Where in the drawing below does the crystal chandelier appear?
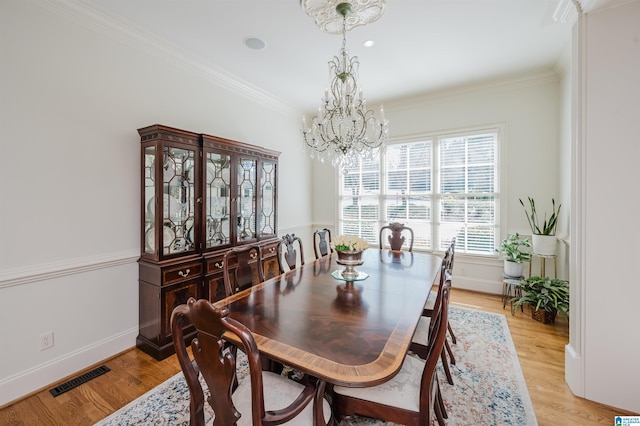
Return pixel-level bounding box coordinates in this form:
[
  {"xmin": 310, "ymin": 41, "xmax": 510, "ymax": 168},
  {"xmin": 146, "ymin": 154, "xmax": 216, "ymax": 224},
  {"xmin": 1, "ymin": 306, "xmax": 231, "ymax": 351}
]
[{"xmin": 301, "ymin": 2, "xmax": 389, "ymax": 170}]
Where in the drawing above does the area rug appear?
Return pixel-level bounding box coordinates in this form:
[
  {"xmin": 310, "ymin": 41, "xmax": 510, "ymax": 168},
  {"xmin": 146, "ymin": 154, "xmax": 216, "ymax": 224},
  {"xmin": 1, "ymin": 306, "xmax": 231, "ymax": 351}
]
[{"xmin": 95, "ymin": 306, "xmax": 537, "ymax": 425}]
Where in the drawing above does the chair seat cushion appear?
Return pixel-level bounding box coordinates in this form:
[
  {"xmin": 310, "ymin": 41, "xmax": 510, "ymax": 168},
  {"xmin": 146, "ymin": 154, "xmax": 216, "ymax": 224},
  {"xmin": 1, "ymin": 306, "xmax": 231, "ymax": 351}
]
[
  {"xmin": 233, "ymin": 371, "xmax": 332, "ymax": 425},
  {"xmin": 410, "ymin": 316, "xmax": 431, "ymax": 346},
  {"xmin": 333, "ymin": 354, "xmax": 425, "ymax": 413},
  {"xmin": 423, "ymin": 289, "xmax": 437, "ymax": 311}
]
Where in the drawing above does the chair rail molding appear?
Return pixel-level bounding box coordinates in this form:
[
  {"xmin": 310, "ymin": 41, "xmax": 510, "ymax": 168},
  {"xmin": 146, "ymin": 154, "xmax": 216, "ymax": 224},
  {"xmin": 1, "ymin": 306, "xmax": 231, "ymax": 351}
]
[{"xmin": 0, "ymin": 250, "xmax": 139, "ymax": 289}]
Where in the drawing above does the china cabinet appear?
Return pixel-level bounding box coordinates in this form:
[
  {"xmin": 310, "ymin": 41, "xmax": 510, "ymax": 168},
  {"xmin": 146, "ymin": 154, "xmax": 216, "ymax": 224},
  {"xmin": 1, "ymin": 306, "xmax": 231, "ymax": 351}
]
[{"xmin": 137, "ymin": 124, "xmax": 280, "ymax": 359}]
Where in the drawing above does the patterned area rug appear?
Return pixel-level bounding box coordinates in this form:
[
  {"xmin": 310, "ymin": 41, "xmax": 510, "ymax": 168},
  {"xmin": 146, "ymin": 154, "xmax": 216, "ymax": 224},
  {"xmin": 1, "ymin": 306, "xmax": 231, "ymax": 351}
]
[{"xmin": 95, "ymin": 306, "xmax": 537, "ymax": 425}]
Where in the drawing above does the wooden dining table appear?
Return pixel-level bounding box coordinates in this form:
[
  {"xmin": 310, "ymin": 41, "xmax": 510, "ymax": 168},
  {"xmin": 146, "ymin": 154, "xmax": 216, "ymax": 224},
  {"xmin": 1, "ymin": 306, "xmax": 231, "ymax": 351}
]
[{"xmin": 213, "ymin": 249, "xmax": 442, "ymax": 388}]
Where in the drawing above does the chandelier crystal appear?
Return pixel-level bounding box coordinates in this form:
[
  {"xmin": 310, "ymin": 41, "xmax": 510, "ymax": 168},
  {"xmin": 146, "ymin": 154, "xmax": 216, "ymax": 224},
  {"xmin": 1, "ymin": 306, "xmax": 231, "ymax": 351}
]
[{"xmin": 301, "ymin": 2, "xmax": 389, "ymax": 170}]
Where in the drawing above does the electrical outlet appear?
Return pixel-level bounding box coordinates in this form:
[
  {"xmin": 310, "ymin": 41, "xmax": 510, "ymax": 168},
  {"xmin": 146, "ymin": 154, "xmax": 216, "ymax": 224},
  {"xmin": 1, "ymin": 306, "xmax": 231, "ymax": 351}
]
[{"xmin": 40, "ymin": 331, "xmax": 54, "ymax": 351}]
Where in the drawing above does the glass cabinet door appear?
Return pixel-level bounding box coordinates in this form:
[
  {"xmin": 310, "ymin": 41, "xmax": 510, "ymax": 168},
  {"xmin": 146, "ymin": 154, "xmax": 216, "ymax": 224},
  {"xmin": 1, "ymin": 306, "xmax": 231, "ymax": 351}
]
[
  {"xmin": 143, "ymin": 146, "xmax": 156, "ymax": 255},
  {"xmin": 204, "ymin": 151, "xmax": 231, "ymax": 248},
  {"xmin": 259, "ymin": 161, "xmax": 277, "ymax": 237},
  {"xmin": 154, "ymin": 146, "xmax": 196, "ymax": 255},
  {"xmin": 237, "ymin": 158, "xmax": 257, "ymax": 241}
]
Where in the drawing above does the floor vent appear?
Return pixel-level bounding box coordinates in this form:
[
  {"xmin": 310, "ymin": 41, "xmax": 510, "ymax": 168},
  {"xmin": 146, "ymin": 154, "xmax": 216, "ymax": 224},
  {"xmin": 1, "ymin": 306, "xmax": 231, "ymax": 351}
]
[{"xmin": 49, "ymin": 365, "xmax": 110, "ymax": 397}]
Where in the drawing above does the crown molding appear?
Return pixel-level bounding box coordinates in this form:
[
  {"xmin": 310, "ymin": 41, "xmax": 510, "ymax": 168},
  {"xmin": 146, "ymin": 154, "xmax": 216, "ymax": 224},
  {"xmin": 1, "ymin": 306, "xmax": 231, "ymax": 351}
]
[
  {"xmin": 387, "ymin": 70, "xmax": 561, "ymax": 112},
  {"xmin": 29, "ymin": 0, "xmax": 297, "ymax": 116}
]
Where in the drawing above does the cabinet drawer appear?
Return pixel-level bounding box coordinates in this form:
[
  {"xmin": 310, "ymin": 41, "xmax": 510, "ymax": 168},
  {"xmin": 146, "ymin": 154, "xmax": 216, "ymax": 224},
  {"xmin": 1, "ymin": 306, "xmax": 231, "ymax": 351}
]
[
  {"xmin": 205, "ymin": 254, "xmax": 227, "ymax": 275},
  {"xmin": 261, "ymin": 241, "xmax": 279, "ymax": 259},
  {"xmin": 162, "ymin": 260, "xmax": 203, "ymax": 285}
]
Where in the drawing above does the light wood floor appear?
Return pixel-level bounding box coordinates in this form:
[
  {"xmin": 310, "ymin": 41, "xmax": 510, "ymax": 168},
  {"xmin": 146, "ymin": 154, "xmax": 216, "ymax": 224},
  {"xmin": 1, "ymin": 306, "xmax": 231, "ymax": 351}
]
[{"xmin": 1, "ymin": 290, "xmax": 636, "ymax": 425}]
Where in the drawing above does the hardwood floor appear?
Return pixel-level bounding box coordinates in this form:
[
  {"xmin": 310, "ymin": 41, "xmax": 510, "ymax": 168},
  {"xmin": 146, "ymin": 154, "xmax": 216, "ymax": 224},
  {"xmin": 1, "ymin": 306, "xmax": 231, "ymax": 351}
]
[{"xmin": 1, "ymin": 289, "xmax": 636, "ymax": 425}]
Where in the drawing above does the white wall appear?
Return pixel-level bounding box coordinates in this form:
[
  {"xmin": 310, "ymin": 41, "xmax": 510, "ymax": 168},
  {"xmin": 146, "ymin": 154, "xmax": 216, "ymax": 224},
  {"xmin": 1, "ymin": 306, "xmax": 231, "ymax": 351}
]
[
  {"xmin": 313, "ymin": 73, "xmax": 565, "ymax": 294},
  {"xmin": 568, "ymin": 0, "xmax": 640, "ymax": 412},
  {"xmin": 0, "ymin": 0, "xmax": 312, "ymax": 405}
]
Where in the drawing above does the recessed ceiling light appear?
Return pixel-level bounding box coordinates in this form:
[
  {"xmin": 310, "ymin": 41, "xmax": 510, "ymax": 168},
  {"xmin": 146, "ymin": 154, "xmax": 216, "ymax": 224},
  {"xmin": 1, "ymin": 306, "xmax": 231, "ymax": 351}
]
[
  {"xmin": 243, "ymin": 37, "xmax": 266, "ymax": 51},
  {"xmin": 363, "ymin": 40, "xmax": 375, "ymax": 48}
]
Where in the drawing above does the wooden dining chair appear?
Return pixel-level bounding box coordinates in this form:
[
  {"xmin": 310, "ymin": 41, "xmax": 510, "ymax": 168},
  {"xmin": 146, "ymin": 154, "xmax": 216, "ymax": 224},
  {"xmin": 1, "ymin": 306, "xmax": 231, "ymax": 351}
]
[
  {"xmin": 419, "ymin": 238, "xmax": 457, "ymax": 384},
  {"xmin": 223, "ymin": 244, "xmax": 264, "ymax": 297},
  {"xmin": 277, "ymin": 233, "xmax": 305, "ymax": 274},
  {"xmin": 412, "ymin": 262, "xmax": 455, "ymax": 385},
  {"xmin": 379, "ymin": 222, "xmax": 414, "ymax": 252},
  {"xmin": 313, "ymin": 228, "xmax": 333, "ymax": 259},
  {"xmin": 171, "ymin": 298, "xmax": 334, "ymax": 426},
  {"xmin": 332, "ymin": 280, "xmax": 452, "ymax": 426}
]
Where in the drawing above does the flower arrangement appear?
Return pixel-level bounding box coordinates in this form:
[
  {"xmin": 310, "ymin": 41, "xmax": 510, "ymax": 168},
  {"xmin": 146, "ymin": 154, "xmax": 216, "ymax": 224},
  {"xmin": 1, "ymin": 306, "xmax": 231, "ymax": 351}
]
[{"xmin": 331, "ymin": 235, "xmax": 369, "ymax": 252}]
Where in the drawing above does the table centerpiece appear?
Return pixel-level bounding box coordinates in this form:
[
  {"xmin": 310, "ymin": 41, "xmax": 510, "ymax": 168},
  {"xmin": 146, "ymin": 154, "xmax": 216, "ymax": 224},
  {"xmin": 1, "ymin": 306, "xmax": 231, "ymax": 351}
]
[
  {"xmin": 330, "ymin": 235, "xmax": 369, "ymax": 305},
  {"xmin": 331, "ymin": 235, "xmax": 369, "ymax": 280}
]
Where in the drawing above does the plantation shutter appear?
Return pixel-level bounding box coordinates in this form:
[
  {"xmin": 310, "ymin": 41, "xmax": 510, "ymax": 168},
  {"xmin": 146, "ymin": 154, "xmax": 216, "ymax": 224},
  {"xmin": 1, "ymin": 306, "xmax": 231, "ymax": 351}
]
[
  {"xmin": 338, "ymin": 128, "xmax": 499, "ymax": 255},
  {"xmin": 340, "ymin": 157, "xmax": 380, "ymax": 243},
  {"xmin": 439, "ymin": 133, "xmax": 497, "ymax": 254},
  {"xmin": 384, "ymin": 141, "xmax": 432, "ymax": 250}
]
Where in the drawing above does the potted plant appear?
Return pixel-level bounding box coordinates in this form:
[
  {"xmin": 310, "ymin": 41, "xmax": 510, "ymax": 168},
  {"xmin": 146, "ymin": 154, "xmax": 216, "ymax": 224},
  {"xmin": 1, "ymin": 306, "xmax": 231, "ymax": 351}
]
[
  {"xmin": 497, "ymin": 233, "xmax": 531, "ymax": 277},
  {"xmin": 512, "ymin": 276, "xmax": 569, "ymax": 324},
  {"xmin": 519, "ymin": 197, "xmax": 561, "ymax": 256}
]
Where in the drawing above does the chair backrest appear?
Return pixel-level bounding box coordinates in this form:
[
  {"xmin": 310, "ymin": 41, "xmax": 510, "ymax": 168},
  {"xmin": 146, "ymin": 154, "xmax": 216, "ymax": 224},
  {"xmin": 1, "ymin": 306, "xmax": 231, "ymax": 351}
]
[
  {"xmin": 313, "ymin": 228, "xmax": 333, "ymax": 259},
  {"xmin": 444, "ymin": 237, "xmax": 456, "ymax": 273},
  {"xmin": 419, "ymin": 277, "xmax": 451, "ymax": 420},
  {"xmin": 427, "ymin": 263, "xmax": 449, "ymax": 332},
  {"xmin": 171, "ymin": 298, "xmax": 322, "ymax": 426},
  {"xmin": 276, "ymin": 234, "xmax": 305, "ymax": 274},
  {"xmin": 223, "ymin": 244, "xmax": 264, "ymax": 296},
  {"xmin": 379, "ymin": 222, "xmax": 414, "ymax": 252}
]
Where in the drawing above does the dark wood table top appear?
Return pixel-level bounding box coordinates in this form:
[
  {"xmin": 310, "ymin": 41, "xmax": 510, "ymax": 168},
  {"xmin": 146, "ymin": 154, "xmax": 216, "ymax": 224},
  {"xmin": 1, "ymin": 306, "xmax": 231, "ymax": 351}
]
[{"xmin": 214, "ymin": 249, "xmax": 442, "ymax": 387}]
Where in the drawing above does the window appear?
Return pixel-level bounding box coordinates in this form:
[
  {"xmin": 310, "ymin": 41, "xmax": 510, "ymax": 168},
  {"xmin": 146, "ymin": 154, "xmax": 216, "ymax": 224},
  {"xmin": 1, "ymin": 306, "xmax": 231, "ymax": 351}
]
[{"xmin": 338, "ymin": 129, "xmax": 499, "ymax": 254}]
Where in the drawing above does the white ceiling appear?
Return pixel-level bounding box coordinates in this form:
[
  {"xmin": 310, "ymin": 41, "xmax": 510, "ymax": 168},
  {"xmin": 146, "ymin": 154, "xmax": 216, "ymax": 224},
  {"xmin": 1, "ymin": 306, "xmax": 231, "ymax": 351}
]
[{"xmin": 76, "ymin": 0, "xmax": 614, "ymax": 112}]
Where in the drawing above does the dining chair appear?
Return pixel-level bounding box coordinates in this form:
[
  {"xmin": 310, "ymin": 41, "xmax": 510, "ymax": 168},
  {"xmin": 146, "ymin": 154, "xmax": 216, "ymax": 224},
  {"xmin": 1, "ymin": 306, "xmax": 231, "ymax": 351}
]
[
  {"xmin": 443, "ymin": 238, "xmax": 458, "ymax": 345},
  {"xmin": 332, "ymin": 280, "xmax": 451, "ymax": 426},
  {"xmin": 412, "ymin": 262, "xmax": 455, "ymax": 385},
  {"xmin": 419, "ymin": 238, "xmax": 457, "ymax": 384},
  {"xmin": 313, "ymin": 228, "xmax": 333, "ymax": 259},
  {"xmin": 423, "ymin": 238, "xmax": 456, "ymax": 334},
  {"xmin": 379, "ymin": 222, "xmax": 414, "ymax": 252},
  {"xmin": 223, "ymin": 244, "xmax": 264, "ymax": 297},
  {"xmin": 224, "ymin": 244, "xmax": 288, "ymax": 374},
  {"xmin": 277, "ymin": 233, "xmax": 305, "ymax": 274},
  {"xmin": 171, "ymin": 298, "xmax": 334, "ymax": 426}
]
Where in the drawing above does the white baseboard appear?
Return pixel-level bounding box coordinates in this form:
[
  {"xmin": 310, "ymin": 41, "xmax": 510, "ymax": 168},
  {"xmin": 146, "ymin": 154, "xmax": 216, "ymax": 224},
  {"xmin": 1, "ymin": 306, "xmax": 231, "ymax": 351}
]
[
  {"xmin": 0, "ymin": 328, "xmax": 137, "ymax": 407},
  {"xmin": 453, "ymin": 275, "xmax": 503, "ymax": 295},
  {"xmin": 564, "ymin": 343, "xmax": 584, "ymax": 397}
]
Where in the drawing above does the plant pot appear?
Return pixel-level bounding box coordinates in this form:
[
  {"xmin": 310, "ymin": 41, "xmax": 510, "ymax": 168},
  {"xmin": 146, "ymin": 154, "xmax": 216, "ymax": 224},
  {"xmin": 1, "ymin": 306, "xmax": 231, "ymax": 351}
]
[
  {"xmin": 504, "ymin": 260, "xmax": 524, "ymax": 278},
  {"xmin": 530, "ymin": 306, "xmax": 557, "ymax": 324},
  {"xmin": 532, "ymin": 234, "xmax": 557, "ymax": 256}
]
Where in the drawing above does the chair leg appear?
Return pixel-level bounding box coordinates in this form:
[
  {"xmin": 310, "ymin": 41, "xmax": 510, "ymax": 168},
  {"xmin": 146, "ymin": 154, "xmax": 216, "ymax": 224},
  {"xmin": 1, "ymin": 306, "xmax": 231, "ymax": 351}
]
[
  {"xmin": 448, "ymin": 320, "xmax": 457, "ymax": 344},
  {"xmin": 436, "ymin": 380, "xmax": 448, "ymax": 419},
  {"xmin": 440, "ymin": 348, "xmax": 454, "ymax": 385},
  {"xmin": 445, "ymin": 339, "xmax": 456, "ymax": 365},
  {"xmin": 434, "ymin": 388, "xmax": 446, "ymax": 426},
  {"xmin": 435, "ymin": 404, "xmax": 445, "ymax": 426}
]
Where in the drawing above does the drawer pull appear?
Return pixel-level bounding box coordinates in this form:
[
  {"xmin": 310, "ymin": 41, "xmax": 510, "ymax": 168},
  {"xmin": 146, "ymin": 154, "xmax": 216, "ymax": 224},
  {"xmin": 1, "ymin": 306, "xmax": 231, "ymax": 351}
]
[
  {"xmin": 178, "ymin": 269, "xmax": 190, "ymax": 277},
  {"xmin": 215, "ymin": 261, "xmax": 224, "ymax": 269},
  {"xmin": 250, "ymin": 252, "xmax": 257, "ymax": 260},
  {"xmin": 269, "ymin": 247, "xmax": 275, "ymax": 253}
]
